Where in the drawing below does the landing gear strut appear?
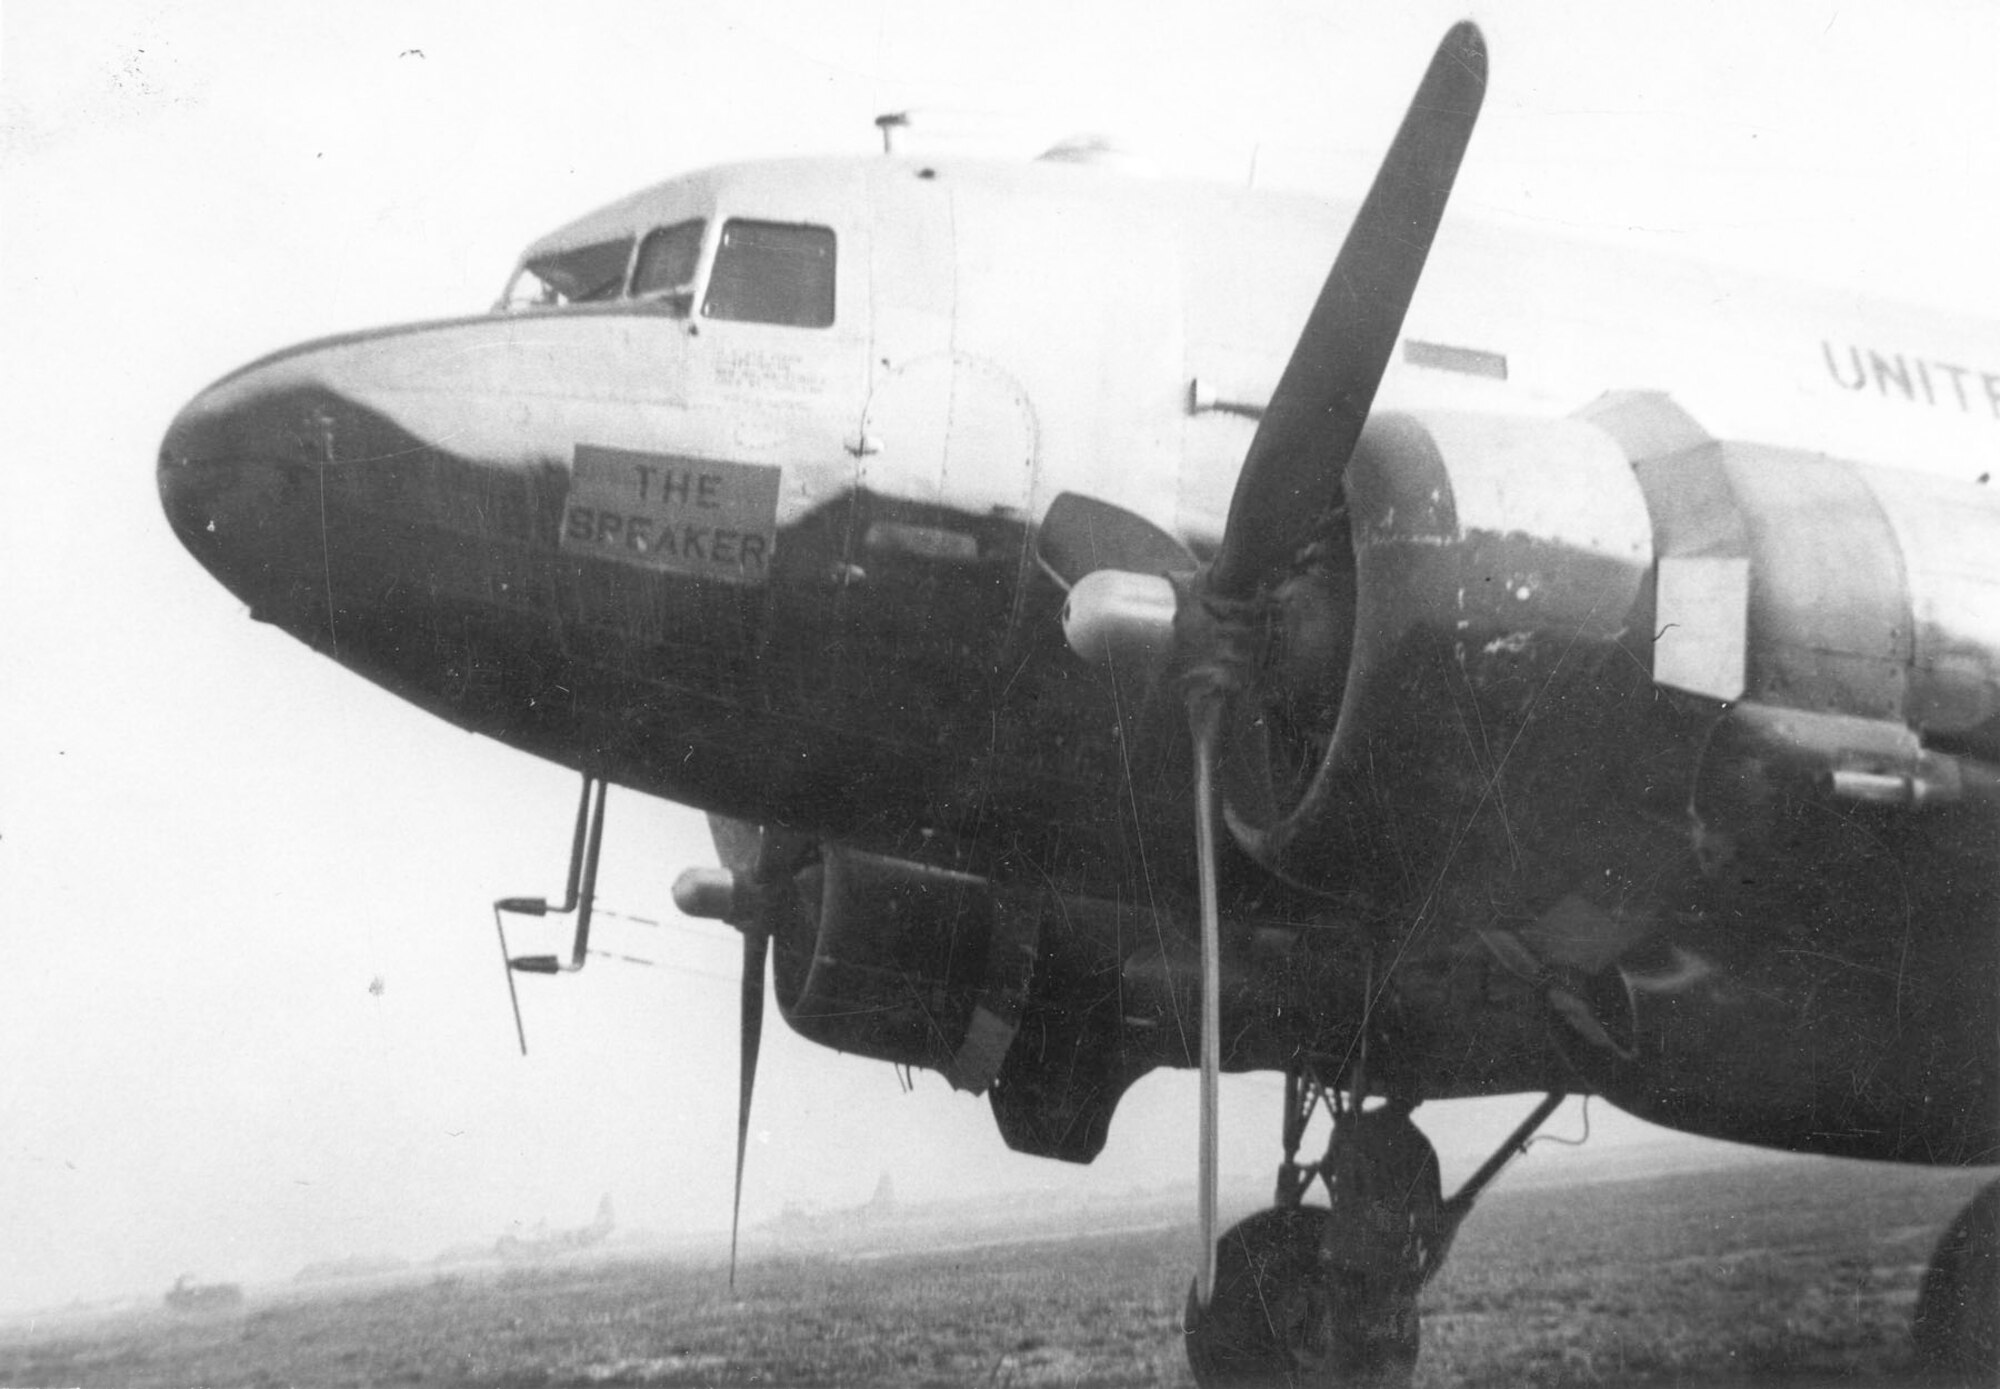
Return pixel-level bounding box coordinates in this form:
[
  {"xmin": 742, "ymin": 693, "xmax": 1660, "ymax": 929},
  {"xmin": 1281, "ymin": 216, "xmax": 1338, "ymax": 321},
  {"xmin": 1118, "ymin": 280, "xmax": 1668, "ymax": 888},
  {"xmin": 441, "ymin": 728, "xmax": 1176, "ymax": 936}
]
[{"xmin": 1185, "ymin": 1077, "xmax": 1563, "ymax": 1388}]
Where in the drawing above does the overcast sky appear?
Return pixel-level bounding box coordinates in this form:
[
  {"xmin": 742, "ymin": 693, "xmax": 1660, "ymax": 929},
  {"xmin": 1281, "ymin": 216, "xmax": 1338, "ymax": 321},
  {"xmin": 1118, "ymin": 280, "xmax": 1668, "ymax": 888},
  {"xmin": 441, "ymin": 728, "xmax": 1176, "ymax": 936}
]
[{"xmin": 4, "ymin": 1, "xmax": 1996, "ymax": 1314}]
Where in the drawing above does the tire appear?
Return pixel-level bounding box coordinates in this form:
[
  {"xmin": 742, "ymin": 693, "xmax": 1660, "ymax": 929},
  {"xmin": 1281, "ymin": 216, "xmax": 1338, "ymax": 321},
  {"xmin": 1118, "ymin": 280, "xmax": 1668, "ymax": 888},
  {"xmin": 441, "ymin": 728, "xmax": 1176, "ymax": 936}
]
[
  {"xmin": 1913, "ymin": 1180, "xmax": 1998, "ymax": 1386},
  {"xmin": 1185, "ymin": 1206, "xmax": 1419, "ymax": 1389}
]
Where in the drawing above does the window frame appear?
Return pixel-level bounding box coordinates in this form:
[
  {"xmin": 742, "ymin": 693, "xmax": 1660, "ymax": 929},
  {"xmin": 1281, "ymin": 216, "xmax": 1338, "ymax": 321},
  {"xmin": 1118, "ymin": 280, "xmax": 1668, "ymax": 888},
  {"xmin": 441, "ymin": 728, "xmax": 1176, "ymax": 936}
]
[
  {"xmin": 700, "ymin": 218, "xmax": 838, "ymax": 330},
  {"xmin": 501, "ymin": 235, "xmax": 639, "ymax": 311},
  {"xmin": 629, "ymin": 219, "xmax": 708, "ymax": 315}
]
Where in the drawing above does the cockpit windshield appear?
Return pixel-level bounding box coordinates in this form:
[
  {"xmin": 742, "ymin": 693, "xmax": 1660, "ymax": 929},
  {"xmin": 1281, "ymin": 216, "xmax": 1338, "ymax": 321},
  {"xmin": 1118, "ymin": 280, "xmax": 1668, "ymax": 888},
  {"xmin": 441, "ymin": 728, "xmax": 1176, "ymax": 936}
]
[
  {"xmin": 630, "ymin": 220, "xmax": 705, "ymax": 314},
  {"xmin": 498, "ymin": 236, "xmax": 635, "ymax": 311},
  {"xmin": 494, "ymin": 212, "xmax": 833, "ymax": 327},
  {"xmin": 703, "ymin": 220, "xmax": 835, "ymax": 328}
]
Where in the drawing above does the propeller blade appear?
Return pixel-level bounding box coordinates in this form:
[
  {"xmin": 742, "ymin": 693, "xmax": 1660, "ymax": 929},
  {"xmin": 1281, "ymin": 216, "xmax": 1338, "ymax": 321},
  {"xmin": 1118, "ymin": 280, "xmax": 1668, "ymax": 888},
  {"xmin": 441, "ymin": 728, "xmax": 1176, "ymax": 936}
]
[
  {"xmin": 729, "ymin": 926, "xmax": 768, "ymax": 1292},
  {"xmin": 1208, "ymin": 21, "xmax": 1486, "ymax": 601},
  {"xmin": 1181, "ymin": 20, "xmax": 1486, "ymax": 1316},
  {"xmin": 708, "ymin": 814, "xmax": 767, "ymax": 877},
  {"xmin": 1036, "ymin": 491, "xmax": 1198, "ymax": 590},
  {"xmin": 1190, "ymin": 703, "xmax": 1224, "ymax": 1307}
]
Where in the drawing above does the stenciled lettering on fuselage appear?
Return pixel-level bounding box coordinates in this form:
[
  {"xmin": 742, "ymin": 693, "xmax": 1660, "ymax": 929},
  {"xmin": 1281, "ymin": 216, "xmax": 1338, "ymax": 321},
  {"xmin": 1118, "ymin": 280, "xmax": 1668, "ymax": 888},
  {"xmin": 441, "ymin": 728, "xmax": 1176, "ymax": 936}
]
[
  {"xmin": 713, "ymin": 347, "xmax": 825, "ymax": 399},
  {"xmin": 561, "ymin": 444, "xmax": 780, "ymax": 583},
  {"xmin": 1822, "ymin": 340, "xmax": 2000, "ymax": 420}
]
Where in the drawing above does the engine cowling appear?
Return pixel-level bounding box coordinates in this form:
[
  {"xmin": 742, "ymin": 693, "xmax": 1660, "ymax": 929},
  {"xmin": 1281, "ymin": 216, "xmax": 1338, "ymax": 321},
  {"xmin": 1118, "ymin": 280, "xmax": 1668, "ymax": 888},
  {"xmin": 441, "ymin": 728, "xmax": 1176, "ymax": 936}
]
[
  {"xmin": 1232, "ymin": 396, "xmax": 2000, "ymax": 884},
  {"xmin": 1224, "ymin": 407, "xmax": 1656, "ymax": 882},
  {"xmin": 1604, "ymin": 392, "xmax": 2000, "ymax": 759},
  {"xmin": 771, "ymin": 846, "xmax": 1038, "ymax": 1096}
]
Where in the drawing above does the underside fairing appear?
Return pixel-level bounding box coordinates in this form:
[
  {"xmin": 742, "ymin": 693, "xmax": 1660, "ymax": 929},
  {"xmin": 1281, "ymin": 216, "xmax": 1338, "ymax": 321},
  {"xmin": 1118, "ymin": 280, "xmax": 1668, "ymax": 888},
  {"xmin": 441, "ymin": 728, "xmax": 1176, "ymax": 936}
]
[
  {"xmin": 1355, "ymin": 633, "xmax": 2000, "ymax": 1165},
  {"xmin": 1580, "ymin": 739, "xmax": 2000, "ymax": 1166}
]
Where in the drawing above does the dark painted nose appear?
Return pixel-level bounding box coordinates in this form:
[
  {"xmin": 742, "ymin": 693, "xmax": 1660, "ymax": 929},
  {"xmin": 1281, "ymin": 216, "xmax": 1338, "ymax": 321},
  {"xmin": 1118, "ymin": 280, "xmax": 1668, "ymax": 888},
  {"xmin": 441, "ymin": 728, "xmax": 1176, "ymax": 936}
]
[
  {"xmin": 159, "ymin": 382, "xmax": 252, "ymax": 584},
  {"xmin": 160, "ymin": 324, "xmax": 559, "ymax": 642},
  {"xmin": 157, "ymin": 402, "xmax": 233, "ymax": 557},
  {"xmin": 156, "ymin": 363, "xmax": 342, "ymax": 626}
]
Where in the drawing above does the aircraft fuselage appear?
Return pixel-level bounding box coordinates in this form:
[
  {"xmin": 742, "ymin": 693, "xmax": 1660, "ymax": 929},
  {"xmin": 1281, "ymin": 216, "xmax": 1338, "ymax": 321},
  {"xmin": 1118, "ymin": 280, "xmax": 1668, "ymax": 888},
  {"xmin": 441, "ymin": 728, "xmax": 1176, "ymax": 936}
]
[{"xmin": 159, "ymin": 151, "xmax": 2000, "ymax": 1168}]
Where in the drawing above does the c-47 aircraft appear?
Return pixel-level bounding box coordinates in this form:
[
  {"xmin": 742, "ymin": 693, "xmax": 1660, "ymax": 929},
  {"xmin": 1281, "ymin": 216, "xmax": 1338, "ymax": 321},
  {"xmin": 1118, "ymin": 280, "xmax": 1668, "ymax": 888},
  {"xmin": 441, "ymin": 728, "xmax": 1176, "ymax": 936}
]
[{"xmin": 158, "ymin": 23, "xmax": 1996, "ymax": 1386}]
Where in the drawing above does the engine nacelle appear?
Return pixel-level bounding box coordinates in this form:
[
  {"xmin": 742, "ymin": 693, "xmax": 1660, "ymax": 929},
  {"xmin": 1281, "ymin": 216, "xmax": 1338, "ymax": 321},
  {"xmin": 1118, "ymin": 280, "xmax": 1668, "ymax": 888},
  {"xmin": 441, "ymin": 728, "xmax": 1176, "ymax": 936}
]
[
  {"xmin": 1229, "ymin": 408, "xmax": 1658, "ymax": 878},
  {"xmin": 1342, "ymin": 408, "xmax": 1657, "ymax": 682},
  {"xmin": 1618, "ymin": 418, "xmax": 2000, "ymax": 761},
  {"xmin": 1236, "ymin": 398, "xmax": 2000, "ymax": 885},
  {"xmin": 771, "ymin": 847, "xmax": 1037, "ymax": 1095}
]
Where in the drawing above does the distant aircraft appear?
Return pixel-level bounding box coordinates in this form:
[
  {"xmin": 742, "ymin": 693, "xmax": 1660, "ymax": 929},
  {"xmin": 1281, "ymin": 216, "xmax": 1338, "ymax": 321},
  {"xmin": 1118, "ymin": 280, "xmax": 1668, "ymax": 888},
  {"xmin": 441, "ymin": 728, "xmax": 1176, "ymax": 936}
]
[
  {"xmin": 159, "ymin": 23, "xmax": 1996, "ymax": 1385},
  {"xmin": 495, "ymin": 1194, "xmax": 616, "ymax": 1263},
  {"xmin": 292, "ymin": 1253, "xmax": 412, "ymax": 1284},
  {"xmin": 163, "ymin": 1274, "xmax": 242, "ymax": 1313}
]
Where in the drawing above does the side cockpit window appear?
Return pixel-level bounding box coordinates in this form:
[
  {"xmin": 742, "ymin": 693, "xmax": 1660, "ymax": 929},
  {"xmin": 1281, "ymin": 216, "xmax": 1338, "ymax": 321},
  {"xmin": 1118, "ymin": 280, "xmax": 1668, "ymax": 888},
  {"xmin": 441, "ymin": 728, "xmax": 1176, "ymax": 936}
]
[
  {"xmin": 631, "ymin": 220, "xmax": 705, "ymax": 314},
  {"xmin": 702, "ymin": 220, "xmax": 835, "ymax": 328},
  {"xmin": 501, "ymin": 236, "xmax": 635, "ymax": 310}
]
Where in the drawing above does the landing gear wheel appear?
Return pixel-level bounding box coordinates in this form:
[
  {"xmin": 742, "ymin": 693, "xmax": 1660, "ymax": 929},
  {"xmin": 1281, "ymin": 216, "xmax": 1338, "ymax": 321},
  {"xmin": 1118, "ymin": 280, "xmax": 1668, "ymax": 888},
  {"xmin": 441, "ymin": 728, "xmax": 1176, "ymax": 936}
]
[
  {"xmin": 1186, "ymin": 1207, "xmax": 1336, "ymax": 1389},
  {"xmin": 1317, "ymin": 1107, "xmax": 1433, "ymax": 1389},
  {"xmin": 1912, "ymin": 1179, "xmax": 1998, "ymax": 1385},
  {"xmin": 1324, "ymin": 1108, "xmax": 1444, "ymax": 1284},
  {"xmin": 1184, "ymin": 1206, "xmax": 1419, "ymax": 1389}
]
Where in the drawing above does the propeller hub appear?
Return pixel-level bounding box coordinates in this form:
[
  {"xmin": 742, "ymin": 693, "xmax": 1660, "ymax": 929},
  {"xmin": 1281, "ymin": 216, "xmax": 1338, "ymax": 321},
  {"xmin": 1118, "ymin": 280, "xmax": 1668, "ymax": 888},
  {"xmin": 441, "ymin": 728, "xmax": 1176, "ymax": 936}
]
[
  {"xmin": 672, "ymin": 866, "xmax": 743, "ymax": 922},
  {"xmin": 1061, "ymin": 568, "xmax": 1179, "ymax": 667}
]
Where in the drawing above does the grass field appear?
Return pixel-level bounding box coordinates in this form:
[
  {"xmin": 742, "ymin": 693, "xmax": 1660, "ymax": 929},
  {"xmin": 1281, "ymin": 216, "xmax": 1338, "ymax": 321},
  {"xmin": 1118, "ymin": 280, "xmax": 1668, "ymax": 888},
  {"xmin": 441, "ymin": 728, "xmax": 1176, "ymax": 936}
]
[{"xmin": 4, "ymin": 1157, "xmax": 1988, "ymax": 1388}]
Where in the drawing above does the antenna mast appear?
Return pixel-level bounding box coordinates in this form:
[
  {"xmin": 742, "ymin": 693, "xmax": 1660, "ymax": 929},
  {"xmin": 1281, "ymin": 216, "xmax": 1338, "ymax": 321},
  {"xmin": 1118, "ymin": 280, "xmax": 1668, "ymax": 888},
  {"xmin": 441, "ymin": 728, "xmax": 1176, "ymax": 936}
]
[{"xmin": 874, "ymin": 111, "xmax": 909, "ymax": 155}]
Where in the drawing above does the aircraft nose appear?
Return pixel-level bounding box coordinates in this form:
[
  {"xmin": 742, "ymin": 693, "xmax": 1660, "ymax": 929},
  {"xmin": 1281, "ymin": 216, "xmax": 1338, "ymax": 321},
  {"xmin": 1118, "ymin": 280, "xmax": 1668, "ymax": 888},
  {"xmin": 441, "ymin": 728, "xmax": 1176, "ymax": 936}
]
[
  {"xmin": 156, "ymin": 359, "xmax": 346, "ymax": 626},
  {"xmin": 159, "ymin": 320, "xmax": 567, "ymax": 646},
  {"xmin": 157, "ymin": 399, "xmax": 234, "ymax": 555},
  {"xmin": 160, "ymin": 384, "xmax": 277, "ymax": 598}
]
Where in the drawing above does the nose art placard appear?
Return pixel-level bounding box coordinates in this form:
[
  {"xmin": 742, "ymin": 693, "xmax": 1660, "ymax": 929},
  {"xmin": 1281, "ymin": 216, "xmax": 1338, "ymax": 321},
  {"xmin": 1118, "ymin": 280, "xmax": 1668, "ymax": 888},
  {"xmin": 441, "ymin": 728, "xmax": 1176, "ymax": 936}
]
[{"xmin": 562, "ymin": 444, "xmax": 781, "ymax": 584}]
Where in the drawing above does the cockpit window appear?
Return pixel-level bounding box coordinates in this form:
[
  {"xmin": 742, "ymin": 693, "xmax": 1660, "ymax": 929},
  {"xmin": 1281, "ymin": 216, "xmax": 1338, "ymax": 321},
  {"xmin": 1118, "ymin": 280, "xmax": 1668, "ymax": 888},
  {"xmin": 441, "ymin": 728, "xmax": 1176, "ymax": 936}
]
[
  {"xmin": 702, "ymin": 221, "xmax": 835, "ymax": 328},
  {"xmin": 630, "ymin": 220, "xmax": 705, "ymax": 314},
  {"xmin": 500, "ymin": 236, "xmax": 635, "ymax": 310}
]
